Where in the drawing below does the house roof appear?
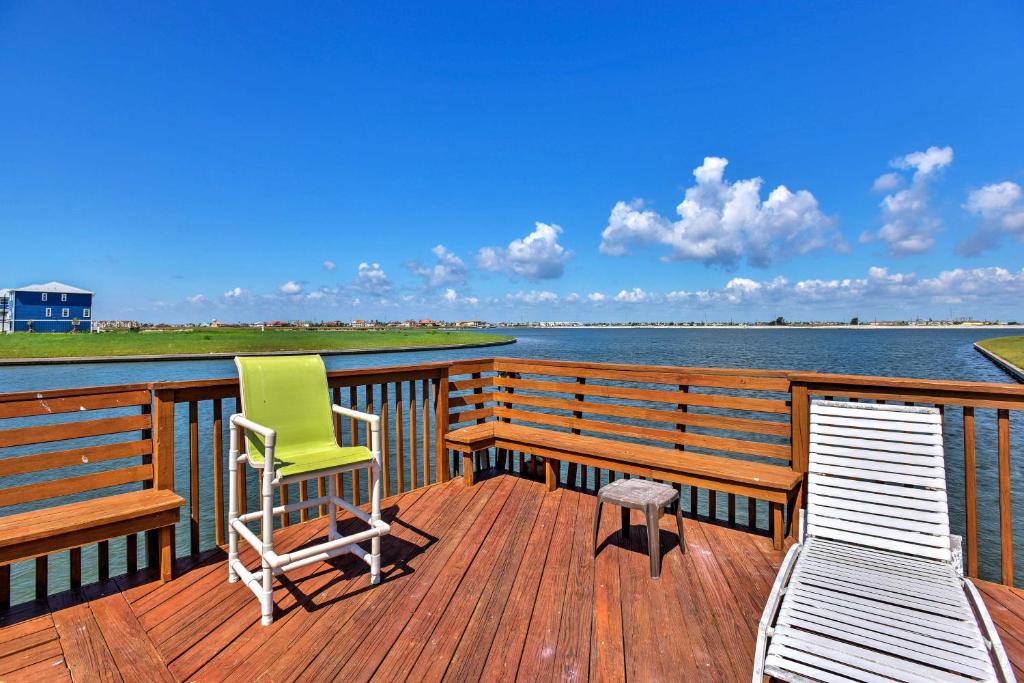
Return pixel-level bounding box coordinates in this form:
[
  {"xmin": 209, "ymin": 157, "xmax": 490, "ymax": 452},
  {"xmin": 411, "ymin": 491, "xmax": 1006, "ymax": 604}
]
[{"xmin": 14, "ymin": 281, "xmax": 94, "ymax": 295}]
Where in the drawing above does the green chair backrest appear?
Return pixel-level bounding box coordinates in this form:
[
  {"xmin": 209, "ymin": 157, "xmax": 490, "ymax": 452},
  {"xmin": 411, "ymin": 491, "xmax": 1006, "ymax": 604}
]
[{"xmin": 235, "ymin": 355, "xmax": 336, "ymax": 465}]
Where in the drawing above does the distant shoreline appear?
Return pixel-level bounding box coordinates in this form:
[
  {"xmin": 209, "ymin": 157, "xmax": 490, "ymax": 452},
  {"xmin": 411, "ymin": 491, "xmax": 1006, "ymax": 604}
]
[
  {"xmin": 501, "ymin": 324, "xmax": 1024, "ymax": 330},
  {"xmin": 974, "ymin": 340, "xmax": 1024, "ymax": 383},
  {"xmin": 0, "ymin": 337, "xmax": 515, "ymax": 366}
]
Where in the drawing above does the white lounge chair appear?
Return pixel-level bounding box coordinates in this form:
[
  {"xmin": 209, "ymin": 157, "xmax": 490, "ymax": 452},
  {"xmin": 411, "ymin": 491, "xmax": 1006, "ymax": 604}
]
[{"xmin": 753, "ymin": 400, "xmax": 1015, "ymax": 682}]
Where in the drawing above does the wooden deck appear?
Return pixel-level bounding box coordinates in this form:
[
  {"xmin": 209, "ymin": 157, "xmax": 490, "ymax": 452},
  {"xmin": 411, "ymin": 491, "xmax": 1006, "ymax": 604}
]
[{"xmin": 2, "ymin": 473, "xmax": 1024, "ymax": 682}]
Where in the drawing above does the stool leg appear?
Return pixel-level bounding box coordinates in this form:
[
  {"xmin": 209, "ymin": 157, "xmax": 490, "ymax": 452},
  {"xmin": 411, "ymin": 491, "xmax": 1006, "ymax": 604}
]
[
  {"xmin": 645, "ymin": 503, "xmax": 661, "ymax": 579},
  {"xmin": 592, "ymin": 499, "xmax": 604, "ymax": 557},
  {"xmin": 620, "ymin": 506, "xmax": 630, "ymax": 539},
  {"xmin": 675, "ymin": 501, "xmax": 686, "ymax": 555}
]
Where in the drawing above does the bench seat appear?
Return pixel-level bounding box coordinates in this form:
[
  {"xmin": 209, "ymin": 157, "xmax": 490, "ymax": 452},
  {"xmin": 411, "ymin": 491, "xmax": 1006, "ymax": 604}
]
[
  {"xmin": 0, "ymin": 489, "xmax": 184, "ymax": 567},
  {"xmin": 446, "ymin": 421, "xmax": 801, "ymax": 548}
]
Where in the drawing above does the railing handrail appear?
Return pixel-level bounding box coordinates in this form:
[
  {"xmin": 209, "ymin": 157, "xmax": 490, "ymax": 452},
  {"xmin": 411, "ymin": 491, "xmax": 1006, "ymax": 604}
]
[{"xmin": 4, "ymin": 358, "xmax": 1024, "ymax": 405}]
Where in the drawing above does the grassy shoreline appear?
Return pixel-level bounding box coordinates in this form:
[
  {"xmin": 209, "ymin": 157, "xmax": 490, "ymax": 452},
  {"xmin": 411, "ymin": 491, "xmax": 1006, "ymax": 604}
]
[
  {"xmin": 976, "ymin": 336, "xmax": 1024, "ymax": 370},
  {"xmin": 0, "ymin": 328, "xmax": 514, "ymax": 359}
]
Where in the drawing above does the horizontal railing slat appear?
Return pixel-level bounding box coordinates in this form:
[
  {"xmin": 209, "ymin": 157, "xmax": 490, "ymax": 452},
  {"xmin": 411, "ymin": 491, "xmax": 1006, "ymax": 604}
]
[
  {"xmin": 0, "ymin": 440, "xmax": 152, "ymax": 477},
  {"xmin": 0, "ymin": 390, "xmax": 152, "ymax": 419},
  {"xmin": 0, "ymin": 463, "xmax": 153, "ymax": 508},
  {"xmin": 0, "ymin": 414, "xmax": 153, "ymax": 448}
]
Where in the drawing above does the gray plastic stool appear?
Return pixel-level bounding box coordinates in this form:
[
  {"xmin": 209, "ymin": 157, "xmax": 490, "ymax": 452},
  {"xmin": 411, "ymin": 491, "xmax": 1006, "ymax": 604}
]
[{"xmin": 593, "ymin": 478, "xmax": 685, "ymax": 578}]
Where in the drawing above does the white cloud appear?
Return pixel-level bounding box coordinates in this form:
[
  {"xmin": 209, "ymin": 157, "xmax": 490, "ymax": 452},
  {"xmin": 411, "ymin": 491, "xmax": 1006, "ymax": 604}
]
[
  {"xmin": 507, "ymin": 290, "xmax": 559, "ymax": 304},
  {"xmin": 223, "ymin": 287, "xmax": 249, "ymax": 299},
  {"xmin": 658, "ymin": 265, "xmax": 1024, "ymax": 311},
  {"xmin": 959, "ymin": 181, "xmax": 1024, "ymax": 255},
  {"xmin": 442, "ymin": 288, "xmax": 480, "ymax": 306},
  {"xmin": 186, "ymin": 294, "xmax": 207, "ymax": 305},
  {"xmin": 564, "ymin": 292, "xmax": 581, "ymax": 303},
  {"xmin": 614, "ymin": 287, "xmax": 652, "ymax": 303},
  {"xmin": 353, "ymin": 262, "xmax": 392, "ymax": 296},
  {"xmin": 599, "ymin": 157, "xmax": 839, "ymax": 269},
  {"xmin": 279, "ymin": 281, "xmax": 303, "ymax": 295},
  {"xmin": 860, "ymin": 146, "xmax": 953, "ymax": 256},
  {"xmin": 871, "ymin": 173, "xmax": 903, "ymax": 193},
  {"xmin": 408, "ymin": 245, "xmax": 469, "ymax": 289},
  {"xmin": 587, "ymin": 292, "xmax": 606, "ymax": 303},
  {"xmin": 322, "ymin": 260, "xmax": 336, "ymax": 271},
  {"xmin": 478, "ymin": 222, "xmax": 571, "ymax": 280}
]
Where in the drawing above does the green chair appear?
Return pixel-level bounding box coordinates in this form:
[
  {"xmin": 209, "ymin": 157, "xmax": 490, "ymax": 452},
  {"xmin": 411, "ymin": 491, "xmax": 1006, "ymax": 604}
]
[{"xmin": 228, "ymin": 355, "xmax": 389, "ymax": 625}]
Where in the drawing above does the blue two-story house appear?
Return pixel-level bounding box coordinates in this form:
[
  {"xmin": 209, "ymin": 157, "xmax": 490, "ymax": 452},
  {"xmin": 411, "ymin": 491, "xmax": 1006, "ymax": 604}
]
[{"xmin": 3, "ymin": 282, "xmax": 94, "ymax": 333}]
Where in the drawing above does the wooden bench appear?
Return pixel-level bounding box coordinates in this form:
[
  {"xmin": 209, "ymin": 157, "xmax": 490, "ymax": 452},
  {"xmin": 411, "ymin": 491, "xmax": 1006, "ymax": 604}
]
[
  {"xmin": 0, "ymin": 386, "xmax": 184, "ymax": 595},
  {"xmin": 446, "ymin": 422, "xmax": 801, "ymax": 548},
  {"xmin": 444, "ymin": 358, "xmax": 804, "ymax": 550}
]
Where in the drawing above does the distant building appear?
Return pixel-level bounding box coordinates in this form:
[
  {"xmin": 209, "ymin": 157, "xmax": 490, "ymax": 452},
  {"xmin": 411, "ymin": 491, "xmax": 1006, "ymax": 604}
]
[
  {"xmin": 93, "ymin": 320, "xmax": 139, "ymax": 332},
  {"xmin": 2, "ymin": 282, "xmax": 94, "ymax": 333}
]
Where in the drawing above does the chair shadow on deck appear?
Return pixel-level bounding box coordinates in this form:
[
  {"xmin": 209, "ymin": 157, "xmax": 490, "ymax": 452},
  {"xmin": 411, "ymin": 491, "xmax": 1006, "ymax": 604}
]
[{"xmin": 273, "ymin": 507, "xmax": 437, "ymax": 619}]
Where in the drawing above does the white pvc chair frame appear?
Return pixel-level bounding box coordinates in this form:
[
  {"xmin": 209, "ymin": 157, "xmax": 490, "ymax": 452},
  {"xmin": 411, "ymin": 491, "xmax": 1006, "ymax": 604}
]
[{"xmin": 227, "ymin": 405, "xmax": 390, "ymax": 626}]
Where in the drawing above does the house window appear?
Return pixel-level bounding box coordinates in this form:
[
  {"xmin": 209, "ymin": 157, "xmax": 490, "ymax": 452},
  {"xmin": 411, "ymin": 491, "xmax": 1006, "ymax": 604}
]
[
  {"xmin": 83, "ymin": 308, "xmax": 91, "ymax": 318},
  {"xmin": 62, "ymin": 308, "xmax": 69, "ymax": 318},
  {"xmin": 61, "ymin": 293, "xmax": 67, "ymax": 302},
  {"xmin": 45, "ymin": 308, "xmax": 52, "ymax": 318},
  {"xmin": 41, "ymin": 293, "xmax": 47, "ymax": 302}
]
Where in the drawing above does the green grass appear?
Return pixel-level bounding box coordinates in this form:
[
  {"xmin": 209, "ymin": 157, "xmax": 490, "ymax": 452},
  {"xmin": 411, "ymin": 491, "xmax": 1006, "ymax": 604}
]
[
  {"xmin": 977, "ymin": 336, "xmax": 1024, "ymax": 368},
  {"xmin": 0, "ymin": 328, "xmax": 513, "ymax": 359}
]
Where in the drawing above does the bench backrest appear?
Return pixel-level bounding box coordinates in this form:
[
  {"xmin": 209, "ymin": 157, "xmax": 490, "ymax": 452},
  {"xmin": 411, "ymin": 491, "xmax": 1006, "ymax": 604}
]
[
  {"xmin": 447, "ymin": 357, "xmax": 792, "ymax": 467},
  {"xmin": 0, "ymin": 386, "xmax": 155, "ymax": 513},
  {"xmin": 807, "ymin": 399, "xmax": 951, "ymax": 563}
]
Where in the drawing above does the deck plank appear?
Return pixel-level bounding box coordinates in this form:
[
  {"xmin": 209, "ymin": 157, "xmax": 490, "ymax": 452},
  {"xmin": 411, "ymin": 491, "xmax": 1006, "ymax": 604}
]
[
  {"xmin": 403, "ymin": 477, "xmax": 545, "ymax": 682},
  {"xmin": 313, "ymin": 475, "xmax": 519, "ymax": 682},
  {"xmin": 188, "ymin": 486, "xmax": 429, "ymax": 680},
  {"xmin": 444, "ymin": 481, "xmax": 561, "ymax": 682},
  {"xmin": 47, "ymin": 590, "xmax": 122, "ymax": 683},
  {"xmin": 3, "ymin": 475, "xmax": 1024, "ymax": 682}
]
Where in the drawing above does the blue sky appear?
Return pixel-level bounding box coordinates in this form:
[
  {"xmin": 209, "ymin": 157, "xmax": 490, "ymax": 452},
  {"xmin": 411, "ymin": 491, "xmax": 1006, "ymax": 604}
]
[{"xmin": 2, "ymin": 2, "xmax": 1023, "ymax": 323}]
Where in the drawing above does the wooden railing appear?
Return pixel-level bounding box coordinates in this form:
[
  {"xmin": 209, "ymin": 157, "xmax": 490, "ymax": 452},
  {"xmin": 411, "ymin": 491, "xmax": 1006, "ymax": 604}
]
[{"xmin": 0, "ymin": 357, "xmax": 1022, "ymax": 609}]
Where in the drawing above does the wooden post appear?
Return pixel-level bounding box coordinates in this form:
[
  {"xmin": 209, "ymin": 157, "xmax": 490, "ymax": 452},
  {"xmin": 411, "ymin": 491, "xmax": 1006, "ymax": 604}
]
[
  {"xmin": 396, "ymin": 382, "xmax": 406, "ymax": 493},
  {"xmin": 153, "ymin": 389, "xmax": 176, "ymax": 578},
  {"xmin": 463, "ymin": 452, "xmax": 475, "ymax": 486},
  {"xmin": 382, "ymin": 382, "xmax": 392, "ymax": 495},
  {"xmin": 963, "ymin": 407, "xmax": 978, "ymax": 578},
  {"xmin": 188, "ymin": 401, "xmax": 200, "ymax": 556},
  {"xmin": 433, "ymin": 374, "xmax": 449, "ymax": 483},
  {"xmin": 569, "ymin": 377, "xmax": 585, "ymax": 488},
  {"xmin": 544, "ymin": 456, "xmax": 558, "ymax": 492},
  {"xmin": 212, "ymin": 398, "xmax": 225, "ymax": 546},
  {"xmin": 789, "ymin": 382, "xmax": 810, "ymax": 540},
  {"xmin": 998, "ymin": 408, "xmax": 1013, "ymax": 585}
]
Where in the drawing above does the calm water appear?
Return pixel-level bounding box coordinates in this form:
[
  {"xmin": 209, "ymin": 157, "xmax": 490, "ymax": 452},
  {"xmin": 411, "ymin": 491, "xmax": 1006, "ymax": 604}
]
[{"xmin": 2, "ymin": 328, "xmax": 1022, "ymax": 601}]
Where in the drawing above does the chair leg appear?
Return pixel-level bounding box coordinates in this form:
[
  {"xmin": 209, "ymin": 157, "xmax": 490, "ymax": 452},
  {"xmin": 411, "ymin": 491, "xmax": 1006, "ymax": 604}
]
[
  {"xmin": 370, "ymin": 461, "xmax": 382, "ymax": 585},
  {"xmin": 645, "ymin": 503, "xmax": 661, "ymax": 579},
  {"xmin": 326, "ymin": 475, "xmax": 339, "ymax": 541},
  {"xmin": 227, "ymin": 429, "xmax": 240, "ymax": 584},
  {"xmin": 592, "ymin": 499, "xmax": 604, "ymax": 557},
  {"xmin": 260, "ymin": 466, "xmax": 275, "ymax": 626},
  {"xmin": 675, "ymin": 501, "xmax": 686, "ymax": 555},
  {"xmin": 463, "ymin": 453, "xmax": 475, "ymax": 486}
]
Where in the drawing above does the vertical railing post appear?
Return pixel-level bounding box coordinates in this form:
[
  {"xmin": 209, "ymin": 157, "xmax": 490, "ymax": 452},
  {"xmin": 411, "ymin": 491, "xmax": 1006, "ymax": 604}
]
[
  {"xmin": 963, "ymin": 406, "xmax": 979, "ymax": 578},
  {"xmin": 998, "ymin": 408, "xmax": 1013, "ymax": 585},
  {"xmin": 434, "ymin": 370, "xmax": 450, "ymax": 483},
  {"xmin": 153, "ymin": 388, "xmax": 176, "ymax": 580},
  {"xmin": 789, "ymin": 381, "xmax": 810, "ymax": 543}
]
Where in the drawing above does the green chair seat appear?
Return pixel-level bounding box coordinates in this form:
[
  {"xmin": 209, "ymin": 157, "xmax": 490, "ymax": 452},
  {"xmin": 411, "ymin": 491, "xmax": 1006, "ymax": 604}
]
[{"xmin": 274, "ymin": 444, "xmax": 373, "ymax": 478}]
